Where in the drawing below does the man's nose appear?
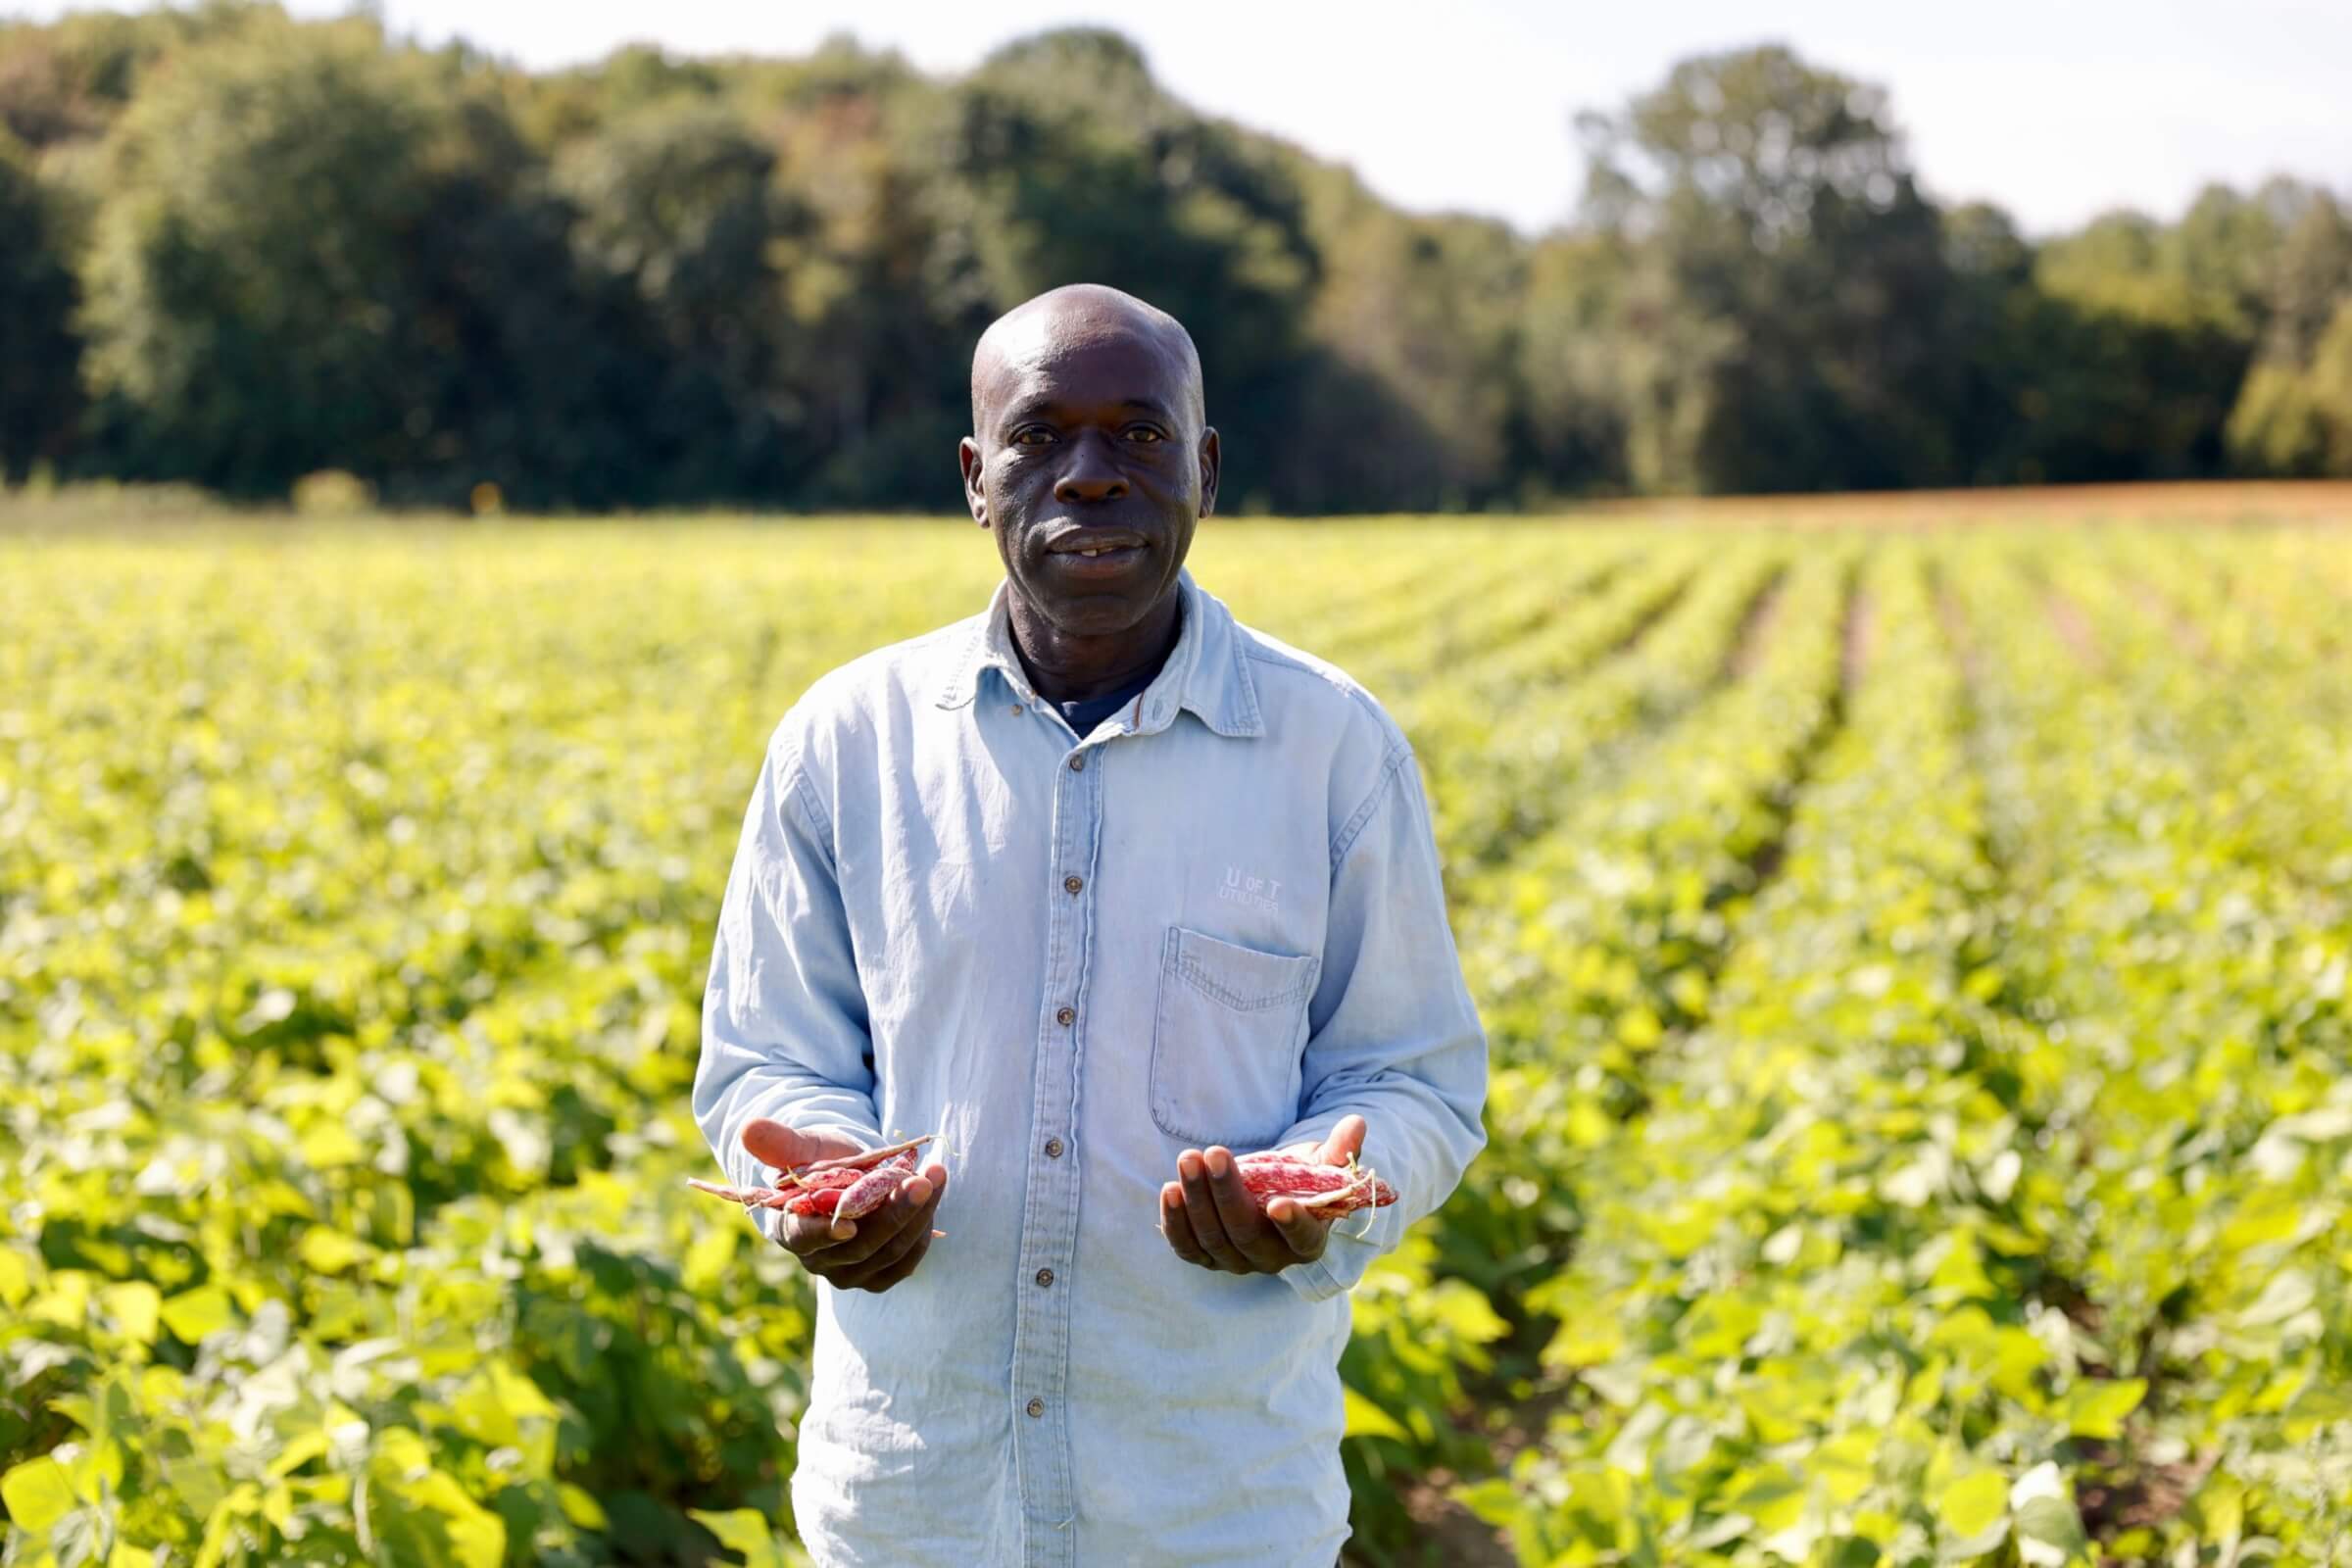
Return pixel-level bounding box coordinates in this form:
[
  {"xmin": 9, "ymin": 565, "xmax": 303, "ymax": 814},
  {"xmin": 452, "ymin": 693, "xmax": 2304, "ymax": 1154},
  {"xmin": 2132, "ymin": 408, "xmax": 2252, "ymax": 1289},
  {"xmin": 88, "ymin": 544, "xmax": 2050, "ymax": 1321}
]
[{"xmin": 1052, "ymin": 433, "xmax": 1129, "ymax": 504}]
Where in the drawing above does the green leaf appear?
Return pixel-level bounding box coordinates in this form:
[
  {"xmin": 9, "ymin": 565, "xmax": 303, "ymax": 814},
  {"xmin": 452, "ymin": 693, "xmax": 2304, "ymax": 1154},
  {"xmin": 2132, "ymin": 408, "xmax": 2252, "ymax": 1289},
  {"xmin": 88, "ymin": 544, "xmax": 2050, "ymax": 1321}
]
[
  {"xmin": 1724, "ymin": 1464, "xmax": 1804, "ymax": 1532},
  {"xmin": 0, "ymin": 1249, "xmax": 31, "ymax": 1308},
  {"xmin": 681, "ymin": 1223, "xmax": 737, "ymax": 1293},
  {"xmin": 163, "ymin": 1454, "xmax": 230, "ymax": 1520},
  {"xmin": 298, "ymin": 1122, "xmax": 368, "ymax": 1168},
  {"xmin": 267, "ymin": 1428, "xmax": 330, "ymax": 1480},
  {"xmin": 1928, "ymin": 1227, "xmax": 1993, "ymax": 1297},
  {"xmin": 195, "ymin": 1483, "xmax": 262, "ymax": 1568},
  {"xmin": 296, "ymin": 1226, "xmax": 370, "ymax": 1274},
  {"xmin": 1429, "ymin": 1279, "xmax": 1509, "ymax": 1344},
  {"xmin": 1678, "ymin": 1294, "xmax": 1762, "ymax": 1358},
  {"xmin": 374, "ymin": 1466, "xmax": 507, "ymax": 1568},
  {"xmin": 1936, "ymin": 1468, "xmax": 2008, "ymax": 1542},
  {"xmin": 2015, "ymin": 1495, "xmax": 2090, "ymax": 1567},
  {"xmin": 449, "ymin": 1361, "xmax": 559, "ymax": 1449},
  {"xmin": 2196, "ymin": 1478, "xmax": 2246, "ymax": 1546},
  {"xmin": 557, "ymin": 1484, "xmax": 609, "ymax": 1531},
  {"xmin": 1, "ymin": 1455, "xmax": 78, "ymax": 1533},
  {"xmin": 1450, "ymin": 1478, "xmax": 1521, "ymax": 1529},
  {"xmin": 1342, "ymin": 1388, "xmax": 1408, "ymax": 1443},
  {"xmin": 159, "ymin": 1283, "xmax": 236, "ymax": 1344},
  {"xmin": 2236, "ymin": 1269, "xmax": 2316, "ymax": 1330},
  {"xmin": 1811, "ymin": 1432, "xmax": 1877, "ymax": 1505},
  {"xmin": 1616, "ymin": 1005, "xmax": 1663, "ymax": 1049},
  {"xmin": 2061, "ymin": 1378, "xmax": 2147, "ymax": 1440},
  {"xmin": 1545, "ymin": 1314, "xmax": 1625, "ymax": 1369},
  {"xmin": 98, "ymin": 1281, "xmax": 162, "ymax": 1347},
  {"xmin": 689, "ymin": 1506, "xmax": 791, "ymax": 1568}
]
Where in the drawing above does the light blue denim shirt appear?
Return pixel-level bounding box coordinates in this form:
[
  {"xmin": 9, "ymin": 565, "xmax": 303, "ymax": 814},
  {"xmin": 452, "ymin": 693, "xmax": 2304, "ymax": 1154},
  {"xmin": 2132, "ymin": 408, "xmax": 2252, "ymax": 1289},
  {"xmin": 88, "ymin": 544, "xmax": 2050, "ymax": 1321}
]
[{"xmin": 693, "ymin": 568, "xmax": 1488, "ymax": 1567}]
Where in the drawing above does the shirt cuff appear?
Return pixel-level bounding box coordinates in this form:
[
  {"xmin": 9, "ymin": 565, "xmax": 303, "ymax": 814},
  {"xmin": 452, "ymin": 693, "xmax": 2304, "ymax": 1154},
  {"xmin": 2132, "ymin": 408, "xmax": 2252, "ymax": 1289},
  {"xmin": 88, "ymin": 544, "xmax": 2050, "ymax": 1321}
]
[
  {"xmin": 1282, "ymin": 1254, "xmax": 1348, "ymax": 1302},
  {"xmin": 1279, "ymin": 1204, "xmax": 1391, "ymax": 1301}
]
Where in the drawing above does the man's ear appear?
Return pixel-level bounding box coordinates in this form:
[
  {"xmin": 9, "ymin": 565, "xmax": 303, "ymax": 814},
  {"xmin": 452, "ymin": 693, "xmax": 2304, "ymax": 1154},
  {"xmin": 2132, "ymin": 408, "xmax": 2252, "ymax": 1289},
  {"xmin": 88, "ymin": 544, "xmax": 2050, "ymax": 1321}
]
[
  {"xmin": 1197, "ymin": 426, "xmax": 1221, "ymax": 519},
  {"xmin": 958, "ymin": 436, "xmax": 989, "ymax": 528}
]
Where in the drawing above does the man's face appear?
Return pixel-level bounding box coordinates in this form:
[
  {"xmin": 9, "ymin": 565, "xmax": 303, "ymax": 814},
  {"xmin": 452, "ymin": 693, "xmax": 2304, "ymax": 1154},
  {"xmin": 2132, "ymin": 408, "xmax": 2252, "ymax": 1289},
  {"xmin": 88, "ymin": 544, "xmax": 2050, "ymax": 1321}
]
[{"xmin": 959, "ymin": 317, "xmax": 1220, "ymax": 642}]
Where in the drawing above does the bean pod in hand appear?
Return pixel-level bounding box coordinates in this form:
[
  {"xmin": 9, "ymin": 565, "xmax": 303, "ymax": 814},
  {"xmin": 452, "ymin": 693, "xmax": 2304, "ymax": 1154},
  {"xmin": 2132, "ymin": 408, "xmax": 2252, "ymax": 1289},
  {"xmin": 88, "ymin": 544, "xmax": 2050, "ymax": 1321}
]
[
  {"xmin": 688, "ymin": 1133, "xmax": 936, "ymax": 1216},
  {"xmin": 1231, "ymin": 1151, "xmax": 1396, "ymax": 1215}
]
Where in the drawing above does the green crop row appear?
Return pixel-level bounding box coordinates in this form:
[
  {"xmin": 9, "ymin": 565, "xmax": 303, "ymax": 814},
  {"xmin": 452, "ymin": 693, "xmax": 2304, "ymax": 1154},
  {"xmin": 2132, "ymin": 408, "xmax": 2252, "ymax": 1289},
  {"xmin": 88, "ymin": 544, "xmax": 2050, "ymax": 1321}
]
[
  {"xmin": 5, "ymin": 517, "xmax": 2350, "ymax": 1568},
  {"xmin": 1946, "ymin": 545, "xmax": 2352, "ymax": 1565},
  {"xmin": 1323, "ymin": 546, "xmax": 1851, "ymax": 1559},
  {"xmin": 1455, "ymin": 545, "xmax": 2082, "ymax": 1563},
  {"xmin": 1412, "ymin": 540, "xmax": 1772, "ymax": 884}
]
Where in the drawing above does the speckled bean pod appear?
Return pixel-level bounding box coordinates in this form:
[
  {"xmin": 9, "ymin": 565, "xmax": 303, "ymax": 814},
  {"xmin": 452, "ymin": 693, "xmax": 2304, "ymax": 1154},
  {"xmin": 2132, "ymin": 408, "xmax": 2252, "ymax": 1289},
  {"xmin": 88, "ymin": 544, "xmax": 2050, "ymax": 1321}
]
[{"xmin": 834, "ymin": 1152, "xmax": 917, "ymax": 1220}]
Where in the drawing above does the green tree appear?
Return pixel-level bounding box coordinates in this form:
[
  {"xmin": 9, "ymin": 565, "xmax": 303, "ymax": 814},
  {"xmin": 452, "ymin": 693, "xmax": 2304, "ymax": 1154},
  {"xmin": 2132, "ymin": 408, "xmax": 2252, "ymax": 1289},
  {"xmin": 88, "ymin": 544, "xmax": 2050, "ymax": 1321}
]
[
  {"xmin": 0, "ymin": 129, "xmax": 83, "ymax": 482},
  {"xmin": 12, "ymin": 13, "xmax": 2349, "ymax": 511},
  {"xmin": 557, "ymin": 99, "xmax": 808, "ymax": 498},
  {"xmin": 515, "ymin": 39, "xmax": 727, "ymax": 155},
  {"xmin": 1513, "ymin": 231, "xmax": 1639, "ymax": 497},
  {"xmin": 2221, "ymin": 185, "xmax": 2352, "ymax": 475},
  {"xmin": 2255, "ymin": 189, "xmax": 2352, "ymax": 364},
  {"xmin": 2162, "ymin": 182, "xmax": 2287, "ymax": 338},
  {"xmin": 2031, "ymin": 208, "xmax": 2258, "ymax": 480},
  {"xmin": 0, "ymin": 1, "xmax": 246, "ymax": 150},
  {"xmin": 76, "ymin": 13, "xmax": 661, "ymax": 505},
  {"xmin": 1291, "ymin": 159, "xmax": 1534, "ymax": 509},
  {"xmin": 1576, "ymin": 45, "xmax": 1970, "ymax": 493},
  {"xmin": 2229, "ymin": 298, "xmax": 2352, "ymax": 475},
  {"xmin": 754, "ymin": 49, "xmax": 997, "ymax": 509},
  {"xmin": 939, "ymin": 28, "xmax": 1323, "ymax": 510}
]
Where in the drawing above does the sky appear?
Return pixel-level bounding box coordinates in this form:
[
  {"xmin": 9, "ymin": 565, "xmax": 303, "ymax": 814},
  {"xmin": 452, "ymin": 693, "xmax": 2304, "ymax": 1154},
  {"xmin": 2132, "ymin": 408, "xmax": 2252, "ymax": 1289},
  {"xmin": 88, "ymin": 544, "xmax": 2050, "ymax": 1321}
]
[{"xmin": 14, "ymin": 0, "xmax": 2350, "ymax": 237}]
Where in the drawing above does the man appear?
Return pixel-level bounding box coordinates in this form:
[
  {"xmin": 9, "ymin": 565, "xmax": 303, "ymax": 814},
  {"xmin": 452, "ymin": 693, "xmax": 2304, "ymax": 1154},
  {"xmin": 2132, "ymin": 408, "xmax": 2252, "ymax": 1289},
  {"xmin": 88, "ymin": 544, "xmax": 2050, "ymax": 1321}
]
[{"xmin": 693, "ymin": 282, "xmax": 1487, "ymax": 1567}]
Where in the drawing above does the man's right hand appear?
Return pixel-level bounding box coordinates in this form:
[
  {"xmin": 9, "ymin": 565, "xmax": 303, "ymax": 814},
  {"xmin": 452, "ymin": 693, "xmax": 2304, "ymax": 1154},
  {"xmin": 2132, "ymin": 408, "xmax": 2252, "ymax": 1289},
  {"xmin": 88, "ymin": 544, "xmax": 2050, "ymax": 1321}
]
[{"xmin": 741, "ymin": 1119, "xmax": 949, "ymax": 1294}]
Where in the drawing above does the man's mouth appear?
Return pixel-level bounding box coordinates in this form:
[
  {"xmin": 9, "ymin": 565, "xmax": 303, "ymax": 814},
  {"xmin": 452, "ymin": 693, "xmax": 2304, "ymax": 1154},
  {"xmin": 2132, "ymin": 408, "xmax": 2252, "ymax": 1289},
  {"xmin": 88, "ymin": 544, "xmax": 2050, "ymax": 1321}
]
[{"xmin": 1045, "ymin": 528, "xmax": 1150, "ymax": 565}]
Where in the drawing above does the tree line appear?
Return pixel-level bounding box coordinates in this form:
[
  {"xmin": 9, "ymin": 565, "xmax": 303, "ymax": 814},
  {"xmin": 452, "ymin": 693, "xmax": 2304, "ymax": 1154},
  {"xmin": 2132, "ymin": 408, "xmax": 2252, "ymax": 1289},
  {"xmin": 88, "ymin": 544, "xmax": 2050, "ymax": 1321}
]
[{"xmin": 3, "ymin": 5, "xmax": 2350, "ymax": 512}]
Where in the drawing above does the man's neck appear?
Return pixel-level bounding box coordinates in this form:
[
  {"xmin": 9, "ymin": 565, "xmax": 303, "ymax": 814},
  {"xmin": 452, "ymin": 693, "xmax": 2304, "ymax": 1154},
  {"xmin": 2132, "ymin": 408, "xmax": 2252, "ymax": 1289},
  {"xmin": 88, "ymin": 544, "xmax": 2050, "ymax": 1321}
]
[{"xmin": 1006, "ymin": 590, "xmax": 1183, "ymax": 705}]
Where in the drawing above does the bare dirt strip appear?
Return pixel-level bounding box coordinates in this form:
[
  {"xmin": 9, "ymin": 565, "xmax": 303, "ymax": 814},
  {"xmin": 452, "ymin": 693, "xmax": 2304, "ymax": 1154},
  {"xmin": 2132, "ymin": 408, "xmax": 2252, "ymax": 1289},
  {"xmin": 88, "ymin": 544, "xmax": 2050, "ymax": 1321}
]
[{"xmin": 1557, "ymin": 478, "xmax": 2352, "ymax": 527}]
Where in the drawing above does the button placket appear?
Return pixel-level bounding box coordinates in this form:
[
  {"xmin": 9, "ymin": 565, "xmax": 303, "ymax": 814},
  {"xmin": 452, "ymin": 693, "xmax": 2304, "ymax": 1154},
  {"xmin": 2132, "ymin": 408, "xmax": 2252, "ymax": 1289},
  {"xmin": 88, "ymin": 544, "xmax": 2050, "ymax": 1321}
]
[{"xmin": 1006, "ymin": 714, "xmax": 1100, "ymax": 1561}]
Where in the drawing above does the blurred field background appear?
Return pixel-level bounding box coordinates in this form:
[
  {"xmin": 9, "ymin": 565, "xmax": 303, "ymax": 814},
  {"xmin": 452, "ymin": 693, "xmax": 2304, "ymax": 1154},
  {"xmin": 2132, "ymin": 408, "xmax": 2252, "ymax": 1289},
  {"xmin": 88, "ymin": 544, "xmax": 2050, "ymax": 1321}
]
[
  {"xmin": 4, "ymin": 6, "xmax": 2352, "ymax": 514},
  {"xmin": 8, "ymin": 0, "xmax": 2352, "ymax": 1564},
  {"xmin": 4, "ymin": 489, "xmax": 2350, "ymax": 1567}
]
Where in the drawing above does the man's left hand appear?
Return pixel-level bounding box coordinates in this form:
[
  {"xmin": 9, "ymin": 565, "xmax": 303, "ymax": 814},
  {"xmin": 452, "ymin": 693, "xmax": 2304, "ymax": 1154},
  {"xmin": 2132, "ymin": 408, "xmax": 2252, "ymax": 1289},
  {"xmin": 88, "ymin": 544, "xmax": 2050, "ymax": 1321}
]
[{"xmin": 1159, "ymin": 1114, "xmax": 1368, "ymax": 1276}]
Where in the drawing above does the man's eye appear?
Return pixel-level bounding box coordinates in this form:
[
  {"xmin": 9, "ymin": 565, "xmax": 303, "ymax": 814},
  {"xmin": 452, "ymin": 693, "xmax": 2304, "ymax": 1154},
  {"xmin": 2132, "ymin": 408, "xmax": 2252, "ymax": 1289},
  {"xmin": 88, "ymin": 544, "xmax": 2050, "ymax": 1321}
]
[
  {"xmin": 1011, "ymin": 427, "xmax": 1055, "ymax": 446},
  {"xmin": 1125, "ymin": 427, "xmax": 1165, "ymax": 443}
]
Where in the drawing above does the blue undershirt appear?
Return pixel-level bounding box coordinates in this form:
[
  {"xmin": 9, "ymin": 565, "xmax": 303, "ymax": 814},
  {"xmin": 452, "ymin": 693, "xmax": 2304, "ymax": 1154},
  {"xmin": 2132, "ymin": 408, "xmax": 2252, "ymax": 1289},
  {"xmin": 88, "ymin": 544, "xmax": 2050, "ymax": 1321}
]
[{"xmin": 1050, "ymin": 658, "xmax": 1165, "ymax": 738}]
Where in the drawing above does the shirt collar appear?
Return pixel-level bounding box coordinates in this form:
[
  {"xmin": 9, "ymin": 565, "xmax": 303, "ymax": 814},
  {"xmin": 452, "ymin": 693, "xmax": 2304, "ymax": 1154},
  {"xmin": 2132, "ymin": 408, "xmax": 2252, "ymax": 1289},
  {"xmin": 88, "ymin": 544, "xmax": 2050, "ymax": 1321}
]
[{"xmin": 933, "ymin": 567, "xmax": 1264, "ymax": 740}]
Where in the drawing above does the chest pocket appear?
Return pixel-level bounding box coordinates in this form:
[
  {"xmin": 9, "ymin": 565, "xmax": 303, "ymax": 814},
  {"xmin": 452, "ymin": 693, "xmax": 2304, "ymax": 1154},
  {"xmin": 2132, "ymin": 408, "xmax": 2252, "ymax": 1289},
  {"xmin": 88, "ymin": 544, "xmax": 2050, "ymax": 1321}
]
[{"xmin": 1149, "ymin": 925, "xmax": 1321, "ymax": 1151}]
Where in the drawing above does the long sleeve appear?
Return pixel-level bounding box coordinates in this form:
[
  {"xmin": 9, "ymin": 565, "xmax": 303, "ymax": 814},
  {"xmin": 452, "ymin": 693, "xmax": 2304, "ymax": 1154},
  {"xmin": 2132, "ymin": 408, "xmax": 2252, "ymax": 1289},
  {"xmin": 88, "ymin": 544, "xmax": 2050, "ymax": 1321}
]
[
  {"xmin": 1277, "ymin": 743, "xmax": 1490, "ymax": 1302},
  {"xmin": 693, "ymin": 721, "xmax": 882, "ymax": 1240}
]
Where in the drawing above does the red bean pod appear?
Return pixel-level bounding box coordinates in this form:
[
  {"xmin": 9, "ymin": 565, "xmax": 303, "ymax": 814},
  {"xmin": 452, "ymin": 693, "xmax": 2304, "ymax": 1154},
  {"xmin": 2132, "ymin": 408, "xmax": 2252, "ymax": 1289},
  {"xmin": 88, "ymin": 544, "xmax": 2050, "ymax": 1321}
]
[
  {"xmin": 1229, "ymin": 1153, "xmax": 1397, "ymax": 1215},
  {"xmin": 833, "ymin": 1152, "xmax": 917, "ymax": 1220}
]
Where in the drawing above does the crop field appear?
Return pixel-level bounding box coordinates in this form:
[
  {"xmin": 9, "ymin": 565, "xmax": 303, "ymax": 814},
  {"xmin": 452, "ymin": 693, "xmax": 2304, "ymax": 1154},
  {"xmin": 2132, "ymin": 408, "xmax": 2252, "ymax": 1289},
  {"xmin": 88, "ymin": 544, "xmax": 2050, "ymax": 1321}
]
[{"xmin": 5, "ymin": 496, "xmax": 2352, "ymax": 1567}]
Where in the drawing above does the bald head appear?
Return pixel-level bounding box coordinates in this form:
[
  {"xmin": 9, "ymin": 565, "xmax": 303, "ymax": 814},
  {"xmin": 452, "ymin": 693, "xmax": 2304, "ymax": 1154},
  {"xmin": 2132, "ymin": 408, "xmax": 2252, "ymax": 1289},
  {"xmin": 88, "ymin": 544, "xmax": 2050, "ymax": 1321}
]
[
  {"xmin": 956, "ymin": 279, "xmax": 1220, "ymax": 653},
  {"xmin": 970, "ymin": 283, "xmax": 1205, "ymax": 438}
]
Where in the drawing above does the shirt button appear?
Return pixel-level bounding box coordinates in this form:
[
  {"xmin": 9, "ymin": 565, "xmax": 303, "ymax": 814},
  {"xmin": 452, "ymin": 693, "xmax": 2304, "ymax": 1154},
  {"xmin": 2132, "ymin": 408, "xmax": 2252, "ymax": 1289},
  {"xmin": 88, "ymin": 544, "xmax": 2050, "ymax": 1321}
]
[
  {"xmin": 1044, "ymin": 1138, "xmax": 1064, "ymax": 1158},
  {"xmin": 1009, "ymin": 704, "xmax": 1023, "ymax": 714},
  {"xmin": 1026, "ymin": 1397, "xmax": 1046, "ymax": 1418},
  {"xmin": 1063, "ymin": 874, "xmax": 1084, "ymax": 895},
  {"xmin": 1035, "ymin": 1267, "xmax": 1054, "ymax": 1288},
  {"xmin": 1055, "ymin": 1005, "xmax": 1075, "ymax": 1026},
  {"xmin": 1067, "ymin": 754, "xmax": 1085, "ymax": 772}
]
